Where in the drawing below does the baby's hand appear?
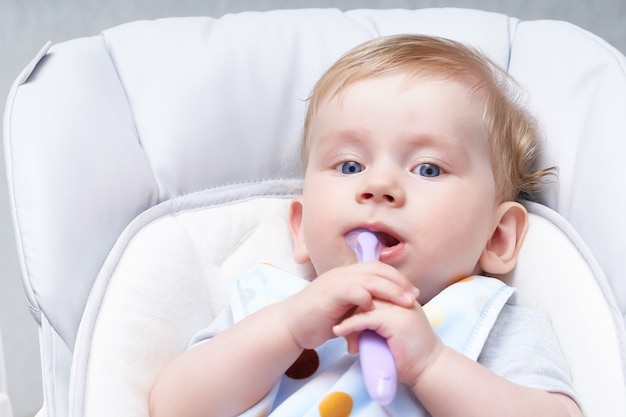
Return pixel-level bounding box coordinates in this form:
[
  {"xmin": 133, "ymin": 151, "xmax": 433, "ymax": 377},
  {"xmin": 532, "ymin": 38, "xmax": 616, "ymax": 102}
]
[
  {"xmin": 333, "ymin": 297, "xmax": 443, "ymax": 389},
  {"xmin": 280, "ymin": 262, "xmax": 419, "ymax": 350}
]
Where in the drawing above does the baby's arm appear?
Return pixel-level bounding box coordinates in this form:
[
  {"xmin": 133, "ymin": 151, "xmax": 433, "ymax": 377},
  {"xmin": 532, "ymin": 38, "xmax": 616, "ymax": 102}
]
[
  {"xmin": 149, "ymin": 262, "xmax": 419, "ymax": 417},
  {"xmin": 149, "ymin": 302, "xmax": 303, "ymax": 417},
  {"xmin": 413, "ymin": 346, "xmax": 581, "ymax": 417}
]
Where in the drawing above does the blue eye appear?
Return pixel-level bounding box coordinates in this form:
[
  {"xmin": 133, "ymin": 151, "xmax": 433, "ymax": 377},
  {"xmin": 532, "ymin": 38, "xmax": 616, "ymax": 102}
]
[
  {"xmin": 337, "ymin": 161, "xmax": 364, "ymax": 174},
  {"xmin": 415, "ymin": 163, "xmax": 441, "ymax": 178}
]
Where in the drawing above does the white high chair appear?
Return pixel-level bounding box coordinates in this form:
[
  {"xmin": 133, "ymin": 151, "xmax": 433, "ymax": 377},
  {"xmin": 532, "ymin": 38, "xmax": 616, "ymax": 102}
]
[
  {"xmin": 4, "ymin": 7, "xmax": 626, "ymax": 417},
  {"xmin": 0, "ymin": 328, "xmax": 14, "ymax": 417}
]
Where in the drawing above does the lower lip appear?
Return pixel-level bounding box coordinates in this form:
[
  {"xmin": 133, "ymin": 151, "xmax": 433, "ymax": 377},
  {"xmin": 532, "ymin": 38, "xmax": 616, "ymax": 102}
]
[{"xmin": 379, "ymin": 242, "xmax": 406, "ymax": 262}]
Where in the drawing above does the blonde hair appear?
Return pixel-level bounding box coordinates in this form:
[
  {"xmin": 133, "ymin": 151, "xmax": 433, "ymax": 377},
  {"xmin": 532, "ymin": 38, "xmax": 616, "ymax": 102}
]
[{"xmin": 301, "ymin": 35, "xmax": 555, "ymax": 202}]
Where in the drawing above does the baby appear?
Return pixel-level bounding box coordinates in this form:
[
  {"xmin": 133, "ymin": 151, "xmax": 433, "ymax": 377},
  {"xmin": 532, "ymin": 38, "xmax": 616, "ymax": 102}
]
[{"xmin": 150, "ymin": 35, "xmax": 581, "ymax": 417}]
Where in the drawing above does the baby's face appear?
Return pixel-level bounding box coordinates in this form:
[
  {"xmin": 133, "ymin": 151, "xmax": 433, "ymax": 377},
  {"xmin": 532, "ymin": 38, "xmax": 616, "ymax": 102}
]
[{"xmin": 290, "ymin": 73, "xmax": 500, "ymax": 302}]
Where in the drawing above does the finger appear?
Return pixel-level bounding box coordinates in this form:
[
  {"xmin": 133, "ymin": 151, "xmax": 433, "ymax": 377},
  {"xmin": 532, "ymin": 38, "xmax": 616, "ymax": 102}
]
[
  {"xmin": 335, "ymin": 285, "xmax": 375, "ymax": 313},
  {"xmin": 359, "ymin": 273, "xmax": 419, "ymax": 308},
  {"xmin": 333, "ymin": 309, "xmax": 384, "ymax": 338},
  {"xmin": 356, "ymin": 262, "xmax": 420, "ymax": 302},
  {"xmin": 341, "ymin": 333, "xmax": 360, "ymax": 354}
]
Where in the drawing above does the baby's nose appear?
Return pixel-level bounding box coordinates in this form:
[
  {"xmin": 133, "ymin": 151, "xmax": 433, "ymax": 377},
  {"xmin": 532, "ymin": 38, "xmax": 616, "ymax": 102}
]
[
  {"xmin": 357, "ymin": 171, "xmax": 406, "ymax": 206},
  {"xmin": 360, "ymin": 191, "xmax": 396, "ymax": 203}
]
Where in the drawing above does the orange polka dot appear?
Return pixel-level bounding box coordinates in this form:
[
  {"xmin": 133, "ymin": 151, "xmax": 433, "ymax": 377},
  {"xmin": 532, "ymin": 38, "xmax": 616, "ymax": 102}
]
[
  {"xmin": 318, "ymin": 392, "xmax": 353, "ymax": 417},
  {"xmin": 458, "ymin": 276, "xmax": 474, "ymax": 283}
]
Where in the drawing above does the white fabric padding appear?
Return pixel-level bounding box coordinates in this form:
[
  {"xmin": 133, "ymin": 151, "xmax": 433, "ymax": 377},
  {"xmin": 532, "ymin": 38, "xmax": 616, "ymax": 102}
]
[
  {"xmin": 511, "ymin": 202, "xmax": 626, "ymax": 416},
  {"xmin": 70, "ymin": 193, "xmax": 626, "ymax": 417},
  {"xmin": 70, "ymin": 193, "xmax": 313, "ymax": 417}
]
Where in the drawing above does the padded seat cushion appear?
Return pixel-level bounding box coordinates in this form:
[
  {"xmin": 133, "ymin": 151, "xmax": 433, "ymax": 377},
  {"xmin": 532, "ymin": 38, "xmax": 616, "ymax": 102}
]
[{"xmin": 70, "ymin": 183, "xmax": 626, "ymax": 417}]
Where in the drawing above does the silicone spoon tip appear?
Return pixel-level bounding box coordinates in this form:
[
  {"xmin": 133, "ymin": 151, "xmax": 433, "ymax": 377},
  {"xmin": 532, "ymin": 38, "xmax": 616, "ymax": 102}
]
[{"xmin": 345, "ymin": 228, "xmax": 380, "ymax": 262}]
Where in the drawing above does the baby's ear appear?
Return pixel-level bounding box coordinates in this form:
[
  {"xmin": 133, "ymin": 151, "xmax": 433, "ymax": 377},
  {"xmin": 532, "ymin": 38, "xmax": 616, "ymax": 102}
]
[
  {"xmin": 288, "ymin": 197, "xmax": 311, "ymax": 264},
  {"xmin": 479, "ymin": 202, "xmax": 528, "ymax": 275}
]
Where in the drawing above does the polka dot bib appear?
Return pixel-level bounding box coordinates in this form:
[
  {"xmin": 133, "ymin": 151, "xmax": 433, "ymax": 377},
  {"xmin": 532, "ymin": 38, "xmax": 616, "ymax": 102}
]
[{"xmin": 232, "ymin": 264, "xmax": 515, "ymax": 416}]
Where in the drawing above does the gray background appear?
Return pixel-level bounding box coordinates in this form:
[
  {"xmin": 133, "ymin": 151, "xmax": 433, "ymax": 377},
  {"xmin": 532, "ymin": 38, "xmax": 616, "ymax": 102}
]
[{"xmin": 1, "ymin": 1, "xmax": 624, "ymax": 416}]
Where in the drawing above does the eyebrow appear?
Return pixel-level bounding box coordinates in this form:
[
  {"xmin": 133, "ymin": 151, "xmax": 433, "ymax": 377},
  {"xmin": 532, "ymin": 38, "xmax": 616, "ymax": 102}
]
[
  {"xmin": 403, "ymin": 132, "xmax": 461, "ymax": 151},
  {"xmin": 314, "ymin": 126, "xmax": 474, "ymax": 161},
  {"xmin": 311, "ymin": 128, "xmax": 367, "ymax": 155},
  {"xmin": 318, "ymin": 128, "xmax": 366, "ymax": 143}
]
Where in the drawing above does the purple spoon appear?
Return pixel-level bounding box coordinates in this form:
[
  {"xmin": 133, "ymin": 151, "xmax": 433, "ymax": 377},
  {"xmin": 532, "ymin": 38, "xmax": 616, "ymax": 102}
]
[{"xmin": 345, "ymin": 228, "xmax": 397, "ymax": 405}]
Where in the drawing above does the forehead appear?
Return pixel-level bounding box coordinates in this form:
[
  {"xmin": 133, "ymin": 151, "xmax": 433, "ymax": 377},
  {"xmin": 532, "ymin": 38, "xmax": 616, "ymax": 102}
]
[
  {"xmin": 309, "ymin": 70, "xmax": 486, "ymax": 130},
  {"xmin": 312, "ymin": 73, "xmax": 487, "ymax": 138},
  {"xmin": 318, "ymin": 62, "xmax": 486, "ymax": 107}
]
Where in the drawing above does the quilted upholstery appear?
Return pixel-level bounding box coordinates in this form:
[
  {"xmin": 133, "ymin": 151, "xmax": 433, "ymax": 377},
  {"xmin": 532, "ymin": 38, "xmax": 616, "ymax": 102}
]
[{"xmin": 4, "ymin": 7, "xmax": 626, "ymax": 417}]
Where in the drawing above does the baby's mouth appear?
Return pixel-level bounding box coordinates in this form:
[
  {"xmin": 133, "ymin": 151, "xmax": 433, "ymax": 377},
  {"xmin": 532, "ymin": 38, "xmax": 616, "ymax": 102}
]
[{"xmin": 375, "ymin": 231, "xmax": 401, "ymax": 248}]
